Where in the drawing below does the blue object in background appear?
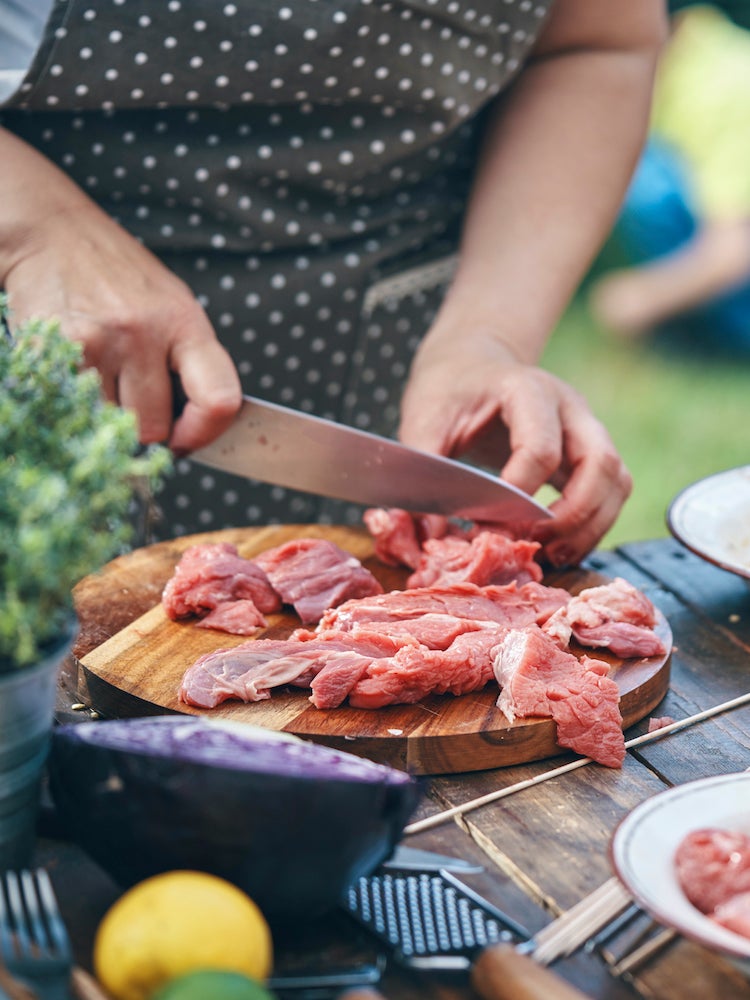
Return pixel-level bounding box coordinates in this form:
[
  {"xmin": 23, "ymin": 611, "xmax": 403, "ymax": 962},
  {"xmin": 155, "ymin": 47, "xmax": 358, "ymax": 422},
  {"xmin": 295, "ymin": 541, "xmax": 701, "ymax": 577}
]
[
  {"xmin": 614, "ymin": 138, "xmax": 750, "ymax": 353},
  {"xmin": 617, "ymin": 138, "xmax": 698, "ymax": 262}
]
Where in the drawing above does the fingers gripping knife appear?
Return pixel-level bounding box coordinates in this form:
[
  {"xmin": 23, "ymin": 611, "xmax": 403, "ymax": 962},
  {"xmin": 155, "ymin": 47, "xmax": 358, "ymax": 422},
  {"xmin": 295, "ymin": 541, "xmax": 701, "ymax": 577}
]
[{"xmin": 344, "ymin": 869, "xmax": 634, "ymax": 1000}]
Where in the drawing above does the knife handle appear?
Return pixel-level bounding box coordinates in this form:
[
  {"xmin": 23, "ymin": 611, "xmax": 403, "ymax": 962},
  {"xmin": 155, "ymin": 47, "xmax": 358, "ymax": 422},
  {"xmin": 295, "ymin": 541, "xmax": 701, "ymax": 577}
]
[{"xmin": 471, "ymin": 944, "xmax": 593, "ymax": 1000}]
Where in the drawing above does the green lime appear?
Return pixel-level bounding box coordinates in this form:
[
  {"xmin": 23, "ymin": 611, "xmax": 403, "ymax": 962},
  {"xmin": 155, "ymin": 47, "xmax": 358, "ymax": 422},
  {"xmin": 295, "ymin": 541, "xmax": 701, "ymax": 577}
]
[{"xmin": 151, "ymin": 969, "xmax": 275, "ymax": 1000}]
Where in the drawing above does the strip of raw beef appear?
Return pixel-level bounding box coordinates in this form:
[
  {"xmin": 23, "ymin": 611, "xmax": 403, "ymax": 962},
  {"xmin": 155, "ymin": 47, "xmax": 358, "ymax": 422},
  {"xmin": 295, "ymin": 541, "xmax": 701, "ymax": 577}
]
[
  {"xmin": 363, "ymin": 506, "xmax": 536, "ymax": 564},
  {"xmin": 319, "ymin": 581, "xmax": 569, "ymax": 632},
  {"xmin": 195, "ymin": 600, "xmax": 268, "ymax": 635},
  {"xmin": 253, "ymin": 538, "xmax": 383, "ymax": 624},
  {"xmin": 494, "ymin": 625, "xmax": 625, "ymax": 767},
  {"xmin": 363, "ymin": 507, "xmax": 425, "ymax": 569},
  {"xmin": 309, "ymin": 649, "xmax": 381, "ymax": 709},
  {"xmin": 163, "ymin": 542, "xmax": 281, "ymax": 621},
  {"xmin": 647, "ymin": 715, "xmax": 676, "ymax": 732},
  {"xmin": 348, "ymin": 629, "xmax": 506, "ymax": 709},
  {"xmin": 363, "ymin": 508, "xmax": 470, "ymax": 569},
  {"xmin": 363, "ymin": 507, "xmax": 543, "ymax": 589},
  {"xmin": 713, "ymin": 893, "xmax": 750, "ymax": 939},
  {"xmin": 542, "ymin": 577, "xmax": 667, "ymax": 659},
  {"xmin": 407, "ymin": 532, "xmax": 543, "ymax": 588},
  {"xmin": 180, "ymin": 629, "xmax": 410, "ymax": 708},
  {"xmin": 675, "ymin": 828, "xmax": 750, "ymax": 915},
  {"xmin": 331, "ymin": 613, "xmax": 495, "ymax": 650}
]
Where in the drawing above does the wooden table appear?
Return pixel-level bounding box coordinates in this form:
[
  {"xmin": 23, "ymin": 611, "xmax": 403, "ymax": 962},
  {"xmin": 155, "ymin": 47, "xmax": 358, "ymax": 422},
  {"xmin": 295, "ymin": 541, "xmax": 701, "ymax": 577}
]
[{"xmin": 40, "ymin": 536, "xmax": 750, "ymax": 1000}]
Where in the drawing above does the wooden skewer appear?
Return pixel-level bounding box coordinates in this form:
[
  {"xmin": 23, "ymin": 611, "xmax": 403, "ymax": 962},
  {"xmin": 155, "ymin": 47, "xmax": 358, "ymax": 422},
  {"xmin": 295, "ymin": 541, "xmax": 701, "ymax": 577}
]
[
  {"xmin": 71, "ymin": 966, "xmax": 113, "ymax": 1000},
  {"xmin": 609, "ymin": 927, "xmax": 678, "ymax": 976},
  {"xmin": 404, "ymin": 691, "xmax": 750, "ymax": 835}
]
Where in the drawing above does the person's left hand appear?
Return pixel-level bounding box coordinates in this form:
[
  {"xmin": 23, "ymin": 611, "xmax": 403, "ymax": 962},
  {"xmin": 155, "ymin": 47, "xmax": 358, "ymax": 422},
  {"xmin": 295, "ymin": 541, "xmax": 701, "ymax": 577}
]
[{"xmin": 398, "ymin": 333, "xmax": 632, "ymax": 566}]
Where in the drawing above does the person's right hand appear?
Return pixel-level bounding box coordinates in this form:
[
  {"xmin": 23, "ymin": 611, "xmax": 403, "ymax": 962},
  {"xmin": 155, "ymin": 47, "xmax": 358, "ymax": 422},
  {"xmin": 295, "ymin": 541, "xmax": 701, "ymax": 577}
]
[
  {"xmin": 0, "ymin": 129, "xmax": 242, "ymax": 453},
  {"xmin": 399, "ymin": 325, "xmax": 633, "ymax": 567}
]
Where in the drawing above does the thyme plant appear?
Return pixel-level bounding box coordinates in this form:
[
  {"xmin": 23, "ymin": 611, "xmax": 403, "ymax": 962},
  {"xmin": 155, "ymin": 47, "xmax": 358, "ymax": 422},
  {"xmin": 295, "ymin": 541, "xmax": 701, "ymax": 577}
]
[{"xmin": 0, "ymin": 302, "xmax": 171, "ymax": 668}]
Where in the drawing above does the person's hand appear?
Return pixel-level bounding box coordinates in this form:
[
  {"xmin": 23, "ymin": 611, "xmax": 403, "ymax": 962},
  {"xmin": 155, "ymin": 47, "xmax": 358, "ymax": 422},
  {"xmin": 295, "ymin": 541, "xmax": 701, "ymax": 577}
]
[
  {"xmin": 398, "ymin": 332, "xmax": 632, "ymax": 566},
  {"xmin": 0, "ymin": 131, "xmax": 241, "ymax": 454}
]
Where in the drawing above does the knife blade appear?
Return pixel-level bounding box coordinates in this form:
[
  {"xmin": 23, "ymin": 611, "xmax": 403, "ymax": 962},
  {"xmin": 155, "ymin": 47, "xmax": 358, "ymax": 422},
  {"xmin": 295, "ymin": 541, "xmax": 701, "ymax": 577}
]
[
  {"xmin": 190, "ymin": 396, "xmax": 551, "ymax": 525},
  {"xmin": 382, "ymin": 844, "xmax": 484, "ymax": 873}
]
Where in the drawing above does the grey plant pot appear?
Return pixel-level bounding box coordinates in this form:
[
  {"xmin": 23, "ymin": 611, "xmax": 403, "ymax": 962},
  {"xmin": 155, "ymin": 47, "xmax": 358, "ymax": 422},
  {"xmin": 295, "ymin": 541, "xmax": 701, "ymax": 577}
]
[{"xmin": 0, "ymin": 628, "xmax": 74, "ymax": 871}]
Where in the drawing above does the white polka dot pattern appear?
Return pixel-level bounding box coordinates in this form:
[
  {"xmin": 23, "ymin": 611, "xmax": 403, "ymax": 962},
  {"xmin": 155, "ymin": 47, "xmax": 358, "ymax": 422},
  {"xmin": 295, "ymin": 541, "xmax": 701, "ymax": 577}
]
[{"xmin": 0, "ymin": 0, "xmax": 553, "ymax": 539}]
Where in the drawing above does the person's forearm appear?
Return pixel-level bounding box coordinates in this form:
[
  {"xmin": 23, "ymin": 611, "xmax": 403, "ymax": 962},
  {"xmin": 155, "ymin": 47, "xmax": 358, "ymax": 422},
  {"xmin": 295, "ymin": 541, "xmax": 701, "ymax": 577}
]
[
  {"xmin": 435, "ymin": 2, "xmax": 668, "ymax": 364},
  {"xmin": 0, "ymin": 126, "xmax": 100, "ymax": 283}
]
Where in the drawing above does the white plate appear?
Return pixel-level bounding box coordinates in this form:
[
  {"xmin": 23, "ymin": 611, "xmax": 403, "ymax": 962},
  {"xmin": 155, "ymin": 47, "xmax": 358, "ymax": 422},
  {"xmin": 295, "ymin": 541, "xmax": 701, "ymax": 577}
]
[
  {"xmin": 611, "ymin": 772, "xmax": 750, "ymax": 973},
  {"xmin": 667, "ymin": 466, "xmax": 750, "ymax": 580}
]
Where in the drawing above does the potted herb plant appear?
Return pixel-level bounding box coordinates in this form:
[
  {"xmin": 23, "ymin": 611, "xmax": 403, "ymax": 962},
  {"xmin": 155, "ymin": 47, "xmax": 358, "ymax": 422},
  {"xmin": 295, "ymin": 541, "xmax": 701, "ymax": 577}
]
[{"xmin": 0, "ymin": 298, "xmax": 170, "ymax": 869}]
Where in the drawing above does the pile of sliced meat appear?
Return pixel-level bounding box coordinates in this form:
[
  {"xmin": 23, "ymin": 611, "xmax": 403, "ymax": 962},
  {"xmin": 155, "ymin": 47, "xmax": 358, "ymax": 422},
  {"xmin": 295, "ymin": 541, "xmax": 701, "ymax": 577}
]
[
  {"xmin": 167, "ymin": 509, "xmax": 669, "ymax": 769},
  {"xmin": 163, "ymin": 537, "xmax": 383, "ymax": 632},
  {"xmin": 675, "ymin": 827, "xmax": 750, "ymax": 939}
]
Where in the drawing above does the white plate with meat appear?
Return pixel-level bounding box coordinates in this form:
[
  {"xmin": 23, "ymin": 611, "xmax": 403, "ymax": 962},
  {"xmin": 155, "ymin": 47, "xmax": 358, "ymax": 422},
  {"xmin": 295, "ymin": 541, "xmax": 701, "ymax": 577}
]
[
  {"xmin": 667, "ymin": 466, "xmax": 750, "ymax": 581},
  {"xmin": 611, "ymin": 772, "xmax": 750, "ymax": 974}
]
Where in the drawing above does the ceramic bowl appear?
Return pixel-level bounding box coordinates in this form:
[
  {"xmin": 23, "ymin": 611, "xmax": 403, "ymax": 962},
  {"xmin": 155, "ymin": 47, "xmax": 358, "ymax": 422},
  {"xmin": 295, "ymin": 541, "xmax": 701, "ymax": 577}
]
[{"xmin": 611, "ymin": 771, "xmax": 750, "ymax": 975}]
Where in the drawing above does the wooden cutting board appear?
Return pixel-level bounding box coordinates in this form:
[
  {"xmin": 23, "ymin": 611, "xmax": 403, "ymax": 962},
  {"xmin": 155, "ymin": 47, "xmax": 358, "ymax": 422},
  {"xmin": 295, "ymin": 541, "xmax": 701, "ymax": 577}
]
[{"xmin": 73, "ymin": 524, "xmax": 672, "ymax": 775}]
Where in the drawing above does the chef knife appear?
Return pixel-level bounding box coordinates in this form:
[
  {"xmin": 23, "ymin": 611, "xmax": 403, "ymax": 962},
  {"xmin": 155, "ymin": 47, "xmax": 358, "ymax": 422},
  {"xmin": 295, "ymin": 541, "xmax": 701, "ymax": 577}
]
[{"xmin": 190, "ymin": 395, "xmax": 551, "ymax": 526}]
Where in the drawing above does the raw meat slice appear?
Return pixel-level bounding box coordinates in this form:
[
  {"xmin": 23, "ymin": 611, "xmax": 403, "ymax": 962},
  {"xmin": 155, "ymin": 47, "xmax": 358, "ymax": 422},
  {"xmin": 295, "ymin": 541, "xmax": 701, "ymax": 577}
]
[
  {"xmin": 675, "ymin": 828, "xmax": 750, "ymax": 915},
  {"xmin": 407, "ymin": 532, "xmax": 543, "ymax": 588},
  {"xmin": 494, "ymin": 625, "xmax": 625, "ymax": 767},
  {"xmin": 253, "ymin": 538, "xmax": 383, "ymax": 624},
  {"xmin": 713, "ymin": 892, "xmax": 750, "ymax": 938},
  {"xmin": 319, "ymin": 581, "xmax": 569, "ymax": 632},
  {"xmin": 195, "ymin": 600, "xmax": 267, "ymax": 635},
  {"xmin": 337, "ymin": 613, "xmax": 494, "ymax": 650},
  {"xmin": 179, "ymin": 629, "xmax": 409, "ymax": 708},
  {"xmin": 547, "ymin": 656, "xmax": 626, "ymax": 769},
  {"xmin": 542, "ymin": 577, "xmax": 666, "ymax": 659},
  {"xmin": 362, "ymin": 508, "xmax": 477, "ymax": 570},
  {"xmin": 309, "ymin": 652, "xmax": 378, "ymax": 709},
  {"xmin": 348, "ymin": 629, "xmax": 505, "ymax": 709},
  {"xmin": 570, "ymin": 622, "xmax": 666, "ymax": 659},
  {"xmin": 541, "ymin": 607, "xmax": 572, "ymax": 648},
  {"xmin": 363, "ymin": 507, "xmax": 424, "ymax": 570},
  {"xmin": 570, "ymin": 577, "xmax": 658, "ymax": 627},
  {"xmin": 180, "ymin": 635, "xmax": 321, "ymax": 708},
  {"xmin": 162, "ymin": 542, "xmax": 281, "ymax": 619},
  {"xmin": 647, "ymin": 715, "xmax": 676, "ymax": 733},
  {"xmin": 514, "ymin": 581, "xmax": 572, "ymax": 624}
]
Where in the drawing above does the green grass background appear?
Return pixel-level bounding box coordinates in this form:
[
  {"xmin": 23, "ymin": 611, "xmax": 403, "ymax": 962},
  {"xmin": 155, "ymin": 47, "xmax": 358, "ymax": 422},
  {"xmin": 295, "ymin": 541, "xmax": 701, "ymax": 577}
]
[{"xmin": 539, "ymin": 293, "xmax": 748, "ymax": 551}]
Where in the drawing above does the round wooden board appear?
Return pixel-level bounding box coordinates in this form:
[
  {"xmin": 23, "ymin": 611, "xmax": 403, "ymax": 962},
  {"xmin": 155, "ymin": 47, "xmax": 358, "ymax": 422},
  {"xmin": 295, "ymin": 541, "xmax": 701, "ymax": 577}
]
[{"xmin": 73, "ymin": 525, "xmax": 672, "ymax": 775}]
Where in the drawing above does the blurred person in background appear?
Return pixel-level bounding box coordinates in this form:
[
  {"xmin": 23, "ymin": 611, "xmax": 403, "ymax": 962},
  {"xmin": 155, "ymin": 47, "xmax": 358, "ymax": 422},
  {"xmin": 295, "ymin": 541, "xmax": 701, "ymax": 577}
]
[
  {"xmin": 590, "ymin": 3, "xmax": 750, "ymax": 355},
  {"xmin": 0, "ymin": 2, "xmax": 666, "ymax": 565}
]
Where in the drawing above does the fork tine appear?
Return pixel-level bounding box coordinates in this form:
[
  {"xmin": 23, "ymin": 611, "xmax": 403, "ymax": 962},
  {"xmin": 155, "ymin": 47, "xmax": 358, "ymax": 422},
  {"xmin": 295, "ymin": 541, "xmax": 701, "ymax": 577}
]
[
  {"xmin": 0, "ymin": 869, "xmax": 72, "ymax": 960},
  {"xmin": 0, "ymin": 869, "xmax": 74, "ymax": 1000},
  {"xmin": 19, "ymin": 870, "xmax": 52, "ymax": 955},
  {"xmin": 32, "ymin": 870, "xmax": 70, "ymax": 956},
  {"xmin": 0, "ymin": 874, "xmax": 16, "ymax": 963},
  {"xmin": 1, "ymin": 871, "xmax": 32, "ymax": 958}
]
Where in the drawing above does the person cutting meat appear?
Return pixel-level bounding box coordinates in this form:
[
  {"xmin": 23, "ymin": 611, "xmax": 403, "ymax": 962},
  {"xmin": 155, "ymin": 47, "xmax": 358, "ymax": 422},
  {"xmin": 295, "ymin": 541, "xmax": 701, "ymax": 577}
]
[{"xmin": 0, "ymin": 0, "xmax": 666, "ymax": 565}]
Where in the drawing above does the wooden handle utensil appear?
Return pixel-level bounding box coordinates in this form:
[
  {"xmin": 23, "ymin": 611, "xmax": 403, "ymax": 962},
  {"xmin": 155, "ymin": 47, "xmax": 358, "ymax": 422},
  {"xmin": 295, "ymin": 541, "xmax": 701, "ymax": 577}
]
[{"xmin": 472, "ymin": 946, "xmax": 593, "ymax": 1000}]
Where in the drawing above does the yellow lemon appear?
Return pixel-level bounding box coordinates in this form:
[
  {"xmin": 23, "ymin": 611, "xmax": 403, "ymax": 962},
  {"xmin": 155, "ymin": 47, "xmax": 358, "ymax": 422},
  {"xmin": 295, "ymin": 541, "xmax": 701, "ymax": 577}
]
[{"xmin": 93, "ymin": 871, "xmax": 273, "ymax": 1000}]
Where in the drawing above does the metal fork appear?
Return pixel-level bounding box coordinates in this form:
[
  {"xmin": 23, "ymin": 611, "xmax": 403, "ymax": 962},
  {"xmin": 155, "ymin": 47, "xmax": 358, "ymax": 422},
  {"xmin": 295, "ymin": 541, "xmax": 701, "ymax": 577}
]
[{"xmin": 0, "ymin": 869, "xmax": 72, "ymax": 1000}]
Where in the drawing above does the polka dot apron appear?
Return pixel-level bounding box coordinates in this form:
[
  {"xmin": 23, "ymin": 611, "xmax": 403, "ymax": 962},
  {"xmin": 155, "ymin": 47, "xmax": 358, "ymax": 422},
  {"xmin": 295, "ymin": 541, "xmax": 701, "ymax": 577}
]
[{"xmin": 1, "ymin": 0, "xmax": 553, "ymax": 541}]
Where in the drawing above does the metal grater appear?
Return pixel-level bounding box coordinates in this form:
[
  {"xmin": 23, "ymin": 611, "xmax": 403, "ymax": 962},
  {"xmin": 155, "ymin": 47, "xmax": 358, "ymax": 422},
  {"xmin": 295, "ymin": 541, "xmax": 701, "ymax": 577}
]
[{"xmin": 343, "ymin": 868, "xmax": 529, "ymax": 970}]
